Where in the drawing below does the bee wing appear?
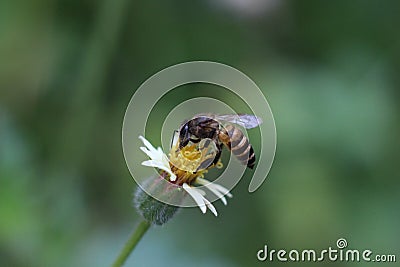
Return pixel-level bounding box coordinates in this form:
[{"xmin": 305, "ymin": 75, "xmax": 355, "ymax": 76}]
[{"xmin": 215, "ymin": 114, "xmax": 263, "ymax": 129}]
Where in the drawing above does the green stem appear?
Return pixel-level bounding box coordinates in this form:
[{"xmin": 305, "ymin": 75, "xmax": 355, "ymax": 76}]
[{"xmin": 112, "ymin": 220, "xmax": 151, "ymax": 267}]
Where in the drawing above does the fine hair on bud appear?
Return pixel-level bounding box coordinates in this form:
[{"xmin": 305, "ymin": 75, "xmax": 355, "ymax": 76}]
[{"xmin": 133, "ymin": 175, "xmax": 182, "ymax": 225}]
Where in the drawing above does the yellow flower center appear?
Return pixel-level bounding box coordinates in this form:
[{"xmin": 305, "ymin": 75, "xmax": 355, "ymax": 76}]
[{"xmin": 168, "ymin": 138, "xmax": 222, "ymax": 185}]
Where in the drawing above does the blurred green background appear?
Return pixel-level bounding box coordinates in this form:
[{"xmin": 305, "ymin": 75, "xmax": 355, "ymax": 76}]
[{"xmin": 1, "ymin": 0, "xmax": 399, "ymax": 266}]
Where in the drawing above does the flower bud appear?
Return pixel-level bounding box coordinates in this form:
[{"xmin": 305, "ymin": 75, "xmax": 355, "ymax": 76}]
[{"xmin": 133, "ymin": 175, "xmax": 183, "ymax": 225}]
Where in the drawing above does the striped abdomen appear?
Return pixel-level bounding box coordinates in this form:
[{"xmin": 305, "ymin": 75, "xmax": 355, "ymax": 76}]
[{"xmin": 218, "ymin": 124, "xmax": 256, "ymax": 169}]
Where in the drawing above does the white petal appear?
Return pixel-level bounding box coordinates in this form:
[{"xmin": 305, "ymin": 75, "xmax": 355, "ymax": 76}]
[
  {"xmin": 212, "ymin": 183, "xmax": 233, "ymax": 198},
  {"xmin": 168, "ymin": 172, "xmax": 177, "ymax": 182},
  {"xmin": 196, "ymin": 179, "xmax": 227, "ymax": 205},
  {"xmin": 140, "ymin": 145, "xmax": 163, "ymax": 162},
  {"xmin": 139, "ymin": 136, "xmax": 157, "ymax": 154},
  {"xmin": 141, "ymin": 160, "xmax": 176, "ymax": 181},
  {"xmin": 194, "ymin": 188, "xmax": 206, "ymax": 196},
  {"xmin": 140, "ymin": 147, "xmax": 155, "ymax": 159},
  {"xmin": 139, "ymin": 136, "xmax": 176, "ymax": 181},
  {"xmin": 203, "ymin": 197, "xmax": 218, "ymax": 216},
  {"xmin": 183, "ymin": 183, "xmax": 206, "ymax": 213},
  {"xmin": 209, "ymin": 186, "xmax": 227, "ymax": 205},
  {"xmin": 196, "ymin": 177, "xmax": 233, "ymax": 200},
  {"xmin": 160, "ymin": 153, "xmax": 170, "ymax": 167},
  {"xmin": 141, "ymin": 160, "xmax": 162, "ymax": 168},
  {"xmin": 140, "ymin": 148, "xmax": 170, "ymax": 173}
]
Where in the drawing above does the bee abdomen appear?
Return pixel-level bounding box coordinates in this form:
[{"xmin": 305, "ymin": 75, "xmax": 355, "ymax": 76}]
[
  {"xmin": 232, "ymin": 140, "xmax": 256, "ymax": 169},
  {"xmin": 220, "ymin": 124, "xmax": 256, "ymax": 169},
  {"xmin": 246, "ymin": 147, "xmax": 256, "ymax": 169}
]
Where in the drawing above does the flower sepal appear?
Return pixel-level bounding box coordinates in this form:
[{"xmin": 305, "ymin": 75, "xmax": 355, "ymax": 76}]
[{"xmin": 134, "ymin": 174, "xmax": 184, "ymax": 225}]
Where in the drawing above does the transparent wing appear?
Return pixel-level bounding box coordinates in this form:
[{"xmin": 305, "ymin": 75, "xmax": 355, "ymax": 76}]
[{"xmin": 215, "ymin": 114, "xmax": 262, "ymax": 129}]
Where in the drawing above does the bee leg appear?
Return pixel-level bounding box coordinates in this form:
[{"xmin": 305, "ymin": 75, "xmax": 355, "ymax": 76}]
[
  {"xmin": 212, "ymin": 143, "xmax": 223, "ymax": 165},
  {"xmin": 196, "ymin": 158, "xmax": 215, "ymax": 172}
]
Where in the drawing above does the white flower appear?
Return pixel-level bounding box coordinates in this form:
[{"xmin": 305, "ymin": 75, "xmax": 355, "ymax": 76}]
[
  {"xmin": 195, "ymin": 177, "xmax": 233, "ymax": 206},
  {"xmin": 139, "ymin": 135, "xmax": 176, "ymax": 181},
  {"xmin": 183, "ymin": 180, "xmax": 233, "ymax": 216},
  {"xmin": 139, "ymin": 135, "xmax": 233, "ymax": 216}
]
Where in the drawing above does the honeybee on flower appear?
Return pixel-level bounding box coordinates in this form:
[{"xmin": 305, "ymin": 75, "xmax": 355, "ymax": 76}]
[{"xmin": 138, "ymin": 113, "xmax": 262, "ymax": 217}]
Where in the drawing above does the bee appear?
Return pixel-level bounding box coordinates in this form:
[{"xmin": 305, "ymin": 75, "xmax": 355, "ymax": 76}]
[{"xmin": 174, "ymin": 113, "xmax": 262, "ymax": 170}]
